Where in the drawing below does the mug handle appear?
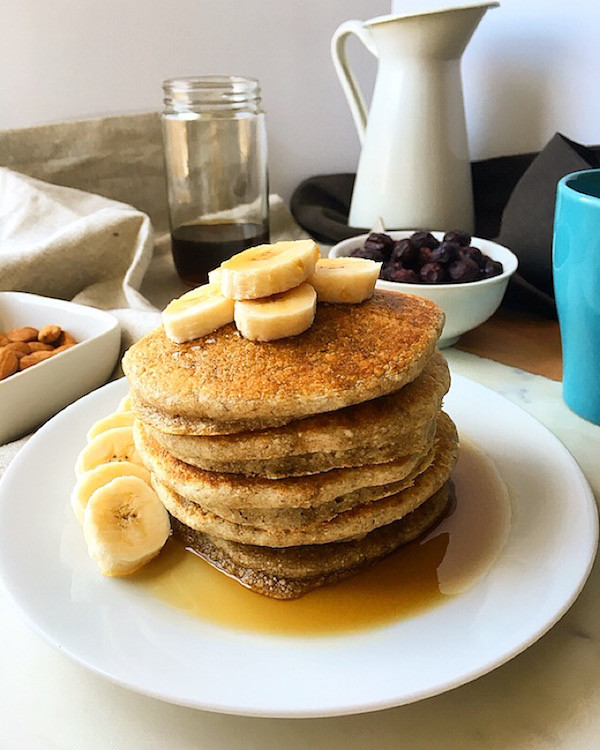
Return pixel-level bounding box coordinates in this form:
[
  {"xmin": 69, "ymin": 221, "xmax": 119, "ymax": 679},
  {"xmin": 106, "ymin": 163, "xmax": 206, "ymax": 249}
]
[{"xmin": 330, "ymin": 20, "xmax": 378, "ymax": 146}]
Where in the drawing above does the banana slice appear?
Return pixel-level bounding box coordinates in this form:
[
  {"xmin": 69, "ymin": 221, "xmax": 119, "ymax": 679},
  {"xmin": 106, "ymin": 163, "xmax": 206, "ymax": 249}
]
[
  {"xmin": 234, "ymin": 283, "xmax": 317, "ymax": 342},
  {"xmin": 207, "ymin": 267, "xmax": 222, "ymax": 285},
  {"xmin": 71, "ymin": 460, "xmax": 151, "ymax": 524},
  {"xmin": 309, "ymin": 257, "xmax": 381, "ymax": 303},
  {"xmin": 220, "ymin": 240, "xmax": 320, "ymax": 300},
  {"xmin": 75, "ymin": 426, "xmax": 141, "ymax": 477},
  {"xmin": 117, "ymin": 394, "xmax": 132, "ymax": 412},
  {"xmin": 83, "ymin": 475, "xmax": 171, "ymax": 576},
  {"xmin": 87, "ymin": 411, "xmax": 135, "ymax": 442},
  {"xmin": 162, "ymin": 283, "xmax": 235, "ymax": 344}
]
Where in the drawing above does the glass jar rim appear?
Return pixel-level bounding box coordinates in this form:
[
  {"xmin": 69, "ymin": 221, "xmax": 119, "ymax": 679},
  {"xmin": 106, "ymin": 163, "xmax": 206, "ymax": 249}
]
[
  {"xmin": 163, "ymin": 75, "xmax": 260, "ymax": 93},
  {"xmin": 162, "ymin": 76, "xmax": 262, "ymax": 112}
]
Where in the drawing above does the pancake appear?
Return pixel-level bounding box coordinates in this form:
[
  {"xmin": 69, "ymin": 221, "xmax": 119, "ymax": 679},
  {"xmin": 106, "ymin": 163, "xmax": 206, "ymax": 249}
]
[
  {"xmin": 134, "ymin": 416, "xmax": 438, "ymax": 511},
  {"xmin": 122, "ymin": 291, "xmax": 444, "ymax": 432},
  {"xmin": 170, "ymin": 482, "xmax": 452, "ymax": 599},
  {"xmin": 152, "ymin": 412, "xmax": 459, "ymax": 547},
  {"xmin": 144, "ymin": 419, "xmax": 436, "ymax": 478},
  {"xmin": 141, "ymin": 350, "xmax": 449, "ymax": 477},
  {"xmin": 162, "ymin": 449, "xmax": 435, "ymax": 530}
]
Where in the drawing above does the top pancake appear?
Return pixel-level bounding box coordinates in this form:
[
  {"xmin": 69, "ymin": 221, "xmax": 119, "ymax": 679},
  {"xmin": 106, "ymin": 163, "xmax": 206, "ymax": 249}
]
[{"xmin": 122, "ymin": 291, "xmax": 444, "ymax": 428}]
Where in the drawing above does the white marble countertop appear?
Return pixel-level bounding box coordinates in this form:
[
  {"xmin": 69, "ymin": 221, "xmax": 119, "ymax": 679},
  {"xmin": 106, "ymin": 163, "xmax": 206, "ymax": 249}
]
[{"xmin": 1, "ymin": 349, "xmax": 599, "ymax": 749}]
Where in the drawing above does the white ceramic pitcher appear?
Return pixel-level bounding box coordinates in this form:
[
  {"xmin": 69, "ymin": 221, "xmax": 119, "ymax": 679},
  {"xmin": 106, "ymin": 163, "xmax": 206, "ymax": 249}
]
[{"xmin": 331, "ymin": 2, "xmax": 498, "ymax": 232}]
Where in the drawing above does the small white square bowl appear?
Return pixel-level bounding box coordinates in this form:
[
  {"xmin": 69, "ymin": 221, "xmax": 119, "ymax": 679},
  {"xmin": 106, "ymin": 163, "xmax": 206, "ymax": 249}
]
[{"xmin": 0, "ymin": 292, "xmax": 120, "ymax": 443}]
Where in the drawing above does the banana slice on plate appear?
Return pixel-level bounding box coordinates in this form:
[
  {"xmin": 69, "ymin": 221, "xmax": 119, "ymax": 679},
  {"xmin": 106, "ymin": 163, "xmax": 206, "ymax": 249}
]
[
  {"xmin": 162, "ymin": 282, "xmax": 235, "ymax": 344},
  {"xmin": 235, "ymin": 282, "xmax": 317, "ymax": 342},
  {"xmin": 75, "ymin": 425, "xmax": 140, "ymax": 477},
  {"xmin": 310, "ymin": 257, "xmax": 381, "ymax": 303},
  {"xmin": 83, "ymin": 475, "xmax": 171, "ymax": 576},
  {"xmin": 220, "ymin": 240, "xmax": 320, "ymax": 300},
  {"xmin": 71, "ymin": 460, "xmax": 151, "ymax": 524},
  {"xmin": 117, "ymin": 394, "xmax": 132, "ymax": 412},
  {"xmin": 87, "ymin": 411, "xmax": 135, "ymax": 442}
]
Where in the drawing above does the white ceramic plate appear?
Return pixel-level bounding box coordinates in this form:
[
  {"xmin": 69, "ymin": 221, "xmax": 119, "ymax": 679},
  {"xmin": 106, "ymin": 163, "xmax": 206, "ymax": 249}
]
[
  {"xmin": 0, "ymin": 375, "xmax": 596, "ymax": 718},
  {"xmin": 0, "ymin": 292, "xmax": 120, "ymax": 443}
]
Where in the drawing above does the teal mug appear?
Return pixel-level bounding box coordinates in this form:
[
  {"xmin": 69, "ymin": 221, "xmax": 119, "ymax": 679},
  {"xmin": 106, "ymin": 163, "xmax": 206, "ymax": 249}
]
[{"xmin": 553, "ymin": 169, "xmax": 600, "ymax": 424}]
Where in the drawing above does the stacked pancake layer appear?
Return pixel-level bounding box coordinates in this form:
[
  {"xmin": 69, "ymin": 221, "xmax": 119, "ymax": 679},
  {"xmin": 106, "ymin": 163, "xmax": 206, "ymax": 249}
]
[{"xmin": 123, "ymin": 291, "xmax": 459, "ymax": 599}]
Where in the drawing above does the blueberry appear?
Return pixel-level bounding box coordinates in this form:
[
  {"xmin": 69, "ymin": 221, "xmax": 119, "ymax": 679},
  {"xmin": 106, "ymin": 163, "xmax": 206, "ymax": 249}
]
[
  {"xmin": 443, "ymin": 230, "xmax": 471, "ymax": 247},
  {"xmin": 409, "ymin": 231, "xmax": 440, "ymax": 250},
  {"xmin": 364, "ymin": 232, "xmax": 394, "ymax": 258},
  {"xmin": 419, "ymin": 262, "xmax": 447, "ymax": 283},
  {"xmin": 458, "ymin": 245, "xmax": 483, "ymax": 266},
  {"xmin": 390, "ymin": 238, "xmax": 418, "ymax": 267},
  {"xmin": 448, "ymin": 258, "xmax": 480, "ymax": 282},
  {"xmin": 389, "ymin": 267, "xmax": 419, "ymax": 283},
  {"xmin": 417, "ymin": 246, "xmax": 435, "ymax": 268},
  {"xmin": 380, "ymin": 261, "xmax": 401, "ymax": 280},
  {"xmin": 481, "ymin": 259, "xmax": 504, "ymax": 278},
  {"xmin": 430, "ymin": 241, "xmax": 459, "ymax": 265}
]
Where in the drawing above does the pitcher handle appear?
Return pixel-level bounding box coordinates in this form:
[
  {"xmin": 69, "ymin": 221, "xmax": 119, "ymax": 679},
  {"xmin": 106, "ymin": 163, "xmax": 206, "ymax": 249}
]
[{"xmin": 330, "ymin": 20, "xmax": 378, "ymax": 146}]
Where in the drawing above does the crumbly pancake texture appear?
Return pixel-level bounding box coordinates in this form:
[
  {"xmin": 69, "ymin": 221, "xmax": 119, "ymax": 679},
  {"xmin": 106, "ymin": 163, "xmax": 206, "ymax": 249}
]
[
  {"xmin": 134, "ymin": 417, "xmax": 437, "ymax": 511},
  {"xmin": 122, "ymin": 291, "xmax": 444, "ymax": 430},
  {"xmin": 170, "ymin": 483, "xmax": 452, "ymax": 599},
  {"xmin": 152, "ymin": 412, "xmax": 458, "ymax": 547},
  {"xmin": 142, "ymin": 350, "xmax": 449, "ymax": 477}
]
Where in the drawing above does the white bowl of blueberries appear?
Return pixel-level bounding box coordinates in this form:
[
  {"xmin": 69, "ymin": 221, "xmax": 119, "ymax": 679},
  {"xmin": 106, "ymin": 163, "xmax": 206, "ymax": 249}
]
[{"xmin": 330, "ymin": 229, "xmax": 518, "ymax": 347}]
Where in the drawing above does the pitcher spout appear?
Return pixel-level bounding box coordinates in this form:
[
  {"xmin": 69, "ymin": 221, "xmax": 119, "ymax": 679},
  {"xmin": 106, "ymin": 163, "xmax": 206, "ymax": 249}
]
[{"xmin": 366, "ymin": 3, "xmax": 499, "ymax": 60}]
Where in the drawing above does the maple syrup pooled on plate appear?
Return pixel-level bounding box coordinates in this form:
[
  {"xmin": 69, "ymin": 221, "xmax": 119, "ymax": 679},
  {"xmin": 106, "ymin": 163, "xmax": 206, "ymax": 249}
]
[
  {"xmin": 133, "ymin": 440, "xmax": 510, "ymax": 636},
  {"xmin": 171, "ymin": 222, "xmax": 270, "ymax": 286}
]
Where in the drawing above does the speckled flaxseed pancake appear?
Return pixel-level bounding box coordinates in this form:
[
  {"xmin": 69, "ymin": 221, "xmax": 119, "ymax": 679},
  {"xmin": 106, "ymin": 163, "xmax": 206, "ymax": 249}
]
[
  {"xmin": 144, "ymin": 419, "xmax": 436, "ymax": 479},
  {"xmin": 163, "ymin": 448, "xmax": 436, "ymax": 530},
  {"xmin": 141, "ymin": 350, "xmax": 449, "ymax": 477},
  {"xmin": 122, "ymin": 291, "xmax": 444, "ymax": 433},
  {"xmin": 133, "ymin": 416, "xmax": 438, "ymax": 511},
  {"xmin": 170, "ymin": 482, "xmax": 452, "ymax": 599},
  {"xmin": 152, "ymin": 412, "xmax": 458, "ymax": 547}
]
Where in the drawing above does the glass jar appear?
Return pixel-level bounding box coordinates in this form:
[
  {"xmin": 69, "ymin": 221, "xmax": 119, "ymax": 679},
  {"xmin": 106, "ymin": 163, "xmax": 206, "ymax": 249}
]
[{"xmin": 162, "ymin": 76, "xmax": 269, "ymax": 285}]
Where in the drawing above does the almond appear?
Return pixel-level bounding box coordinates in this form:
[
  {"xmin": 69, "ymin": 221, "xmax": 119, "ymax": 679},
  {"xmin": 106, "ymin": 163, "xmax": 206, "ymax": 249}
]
[
  {"xmin": 3, "ymin": 341, "xmax": 31, "ymax": 357},
  {"xmin": 18, "ymin": 350, "xmax": 55, "ymax": 370},
  {"xmin": 0, "ymin": 349, "xmax": 19, "ymax": 380},
  {"xmin": 38, "ymin": 325, "xmax": 62, "ymax": 345},
  {"xmin": 7, "ymin": 327, "xmax": 38, "ymax": 343},
  {"xmin": 57, "ymin": 330, "xmax": 77, "ymax": 347},
  {"xmin": 28, "ymin": 341, "xmax": 55, "ymax": 352}
]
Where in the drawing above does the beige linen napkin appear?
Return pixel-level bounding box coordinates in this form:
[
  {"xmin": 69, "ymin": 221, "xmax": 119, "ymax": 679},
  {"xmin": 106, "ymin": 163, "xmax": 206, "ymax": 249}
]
[
  {"xmin": 0, "ymin": 167, "xmax": 162, "ymax": 341},
  {"xmin": 0, "ymin": 166, "xmax": 309, "ymax": 474}
]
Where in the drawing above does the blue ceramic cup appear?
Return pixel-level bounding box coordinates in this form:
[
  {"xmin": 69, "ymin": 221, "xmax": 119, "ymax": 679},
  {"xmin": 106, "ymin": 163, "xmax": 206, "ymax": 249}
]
[{"xmin": 553, "ymin": 169, "xmax": 600, "ymax": 424}]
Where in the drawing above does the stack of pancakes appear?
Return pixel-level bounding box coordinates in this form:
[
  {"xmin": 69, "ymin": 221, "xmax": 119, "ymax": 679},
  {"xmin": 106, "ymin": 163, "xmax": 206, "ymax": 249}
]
[{"xmin": 123, "ymin": 291, "xmax": 459, "ymax": 599}]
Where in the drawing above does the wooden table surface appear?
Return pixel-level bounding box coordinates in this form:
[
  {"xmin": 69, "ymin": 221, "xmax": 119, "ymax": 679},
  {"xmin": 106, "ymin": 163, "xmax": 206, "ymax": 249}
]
[{"xmin": 455, "ymin": 306, "xmax": 562, "ymax": 381}]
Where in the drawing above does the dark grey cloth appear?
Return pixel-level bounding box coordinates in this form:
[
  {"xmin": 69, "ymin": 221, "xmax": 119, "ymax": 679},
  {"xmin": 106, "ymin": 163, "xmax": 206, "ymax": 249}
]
[{"xmin": 497, "ymin": 134, "xmax": 599, "ymax": 301}]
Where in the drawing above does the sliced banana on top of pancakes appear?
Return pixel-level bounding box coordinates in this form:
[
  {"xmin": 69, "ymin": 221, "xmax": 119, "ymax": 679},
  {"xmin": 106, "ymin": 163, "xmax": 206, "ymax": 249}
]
[
  {"xmin": 162, "ymin": 240, "xmax": 381, "ymax": 344},
  {"xmin": 219, "ymin": 239, "xmax": 319, "ymax": 300}
]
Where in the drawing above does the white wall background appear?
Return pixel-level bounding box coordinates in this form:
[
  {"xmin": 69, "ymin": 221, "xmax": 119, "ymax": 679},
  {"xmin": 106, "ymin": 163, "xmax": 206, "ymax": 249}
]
[{"xmin": 1, "ymin": 0, "xmax": 599, "ymax": 202}]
